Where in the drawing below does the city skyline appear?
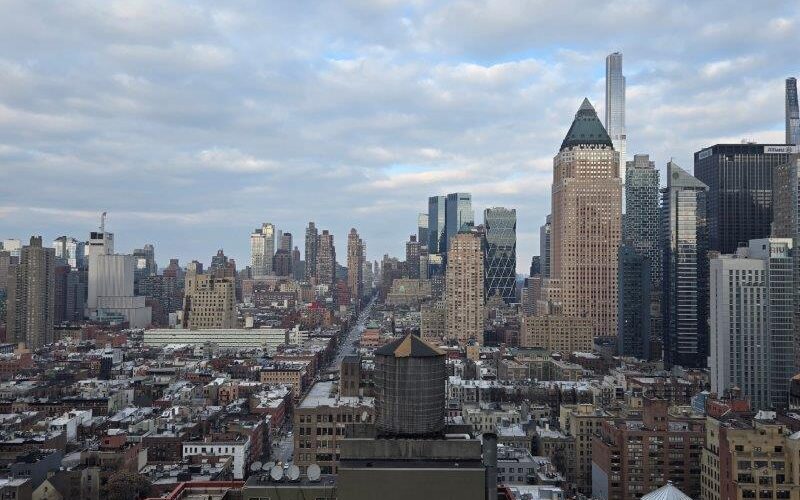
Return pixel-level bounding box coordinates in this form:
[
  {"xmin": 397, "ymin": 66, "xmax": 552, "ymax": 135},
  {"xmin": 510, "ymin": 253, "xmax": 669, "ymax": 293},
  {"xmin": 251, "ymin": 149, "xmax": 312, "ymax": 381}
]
[{"xmin": 0, "ymin": 2, "xmax": 798, "ymax": 271}]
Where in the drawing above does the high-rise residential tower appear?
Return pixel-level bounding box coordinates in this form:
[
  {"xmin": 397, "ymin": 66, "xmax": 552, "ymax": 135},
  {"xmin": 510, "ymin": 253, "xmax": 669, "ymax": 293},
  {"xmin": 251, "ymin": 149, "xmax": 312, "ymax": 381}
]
[
  {"xmin": 709, "ymin": 238, "xmax": 795, "ymax": 410},
  {"xmin": 280, "ymin": 232, "xmax": 293, "ymax": 253},
  {"xmin": 618, "ymin": 154, "xmax": 662, "ymax": 359},
  {"xmin": 605, "ymin": 52, "xmax": 626, "ymax": 168},
  {"xmin": 549, "ymin": 98, "xmax": 622, "ymax": 337},
  {"xmin": 7, "ymin": 236, "xmax": 55, "ymax": 350},
  {"xmin": 347, "ymin": 228, "xmax": 364, "ymax": 303},
  {"xmin": 405, "ymin": 235, "xmax": 420, "ymax": 279},
  {"xmin": 661, "ymin": 161, "xmax": 709, "ymax": 369},
  {"xmin": 445, "ymin": 231, "xmax": 484, "ymax": 344},
  {"xmin": 250, "ymin": 222, "xmax": 275, "ymax": 277},
  {"xmin": 483, "ymin": 207, "xmax": 517, "ymax": 304},
  {"xmin": 695, "ymin": 144, "xmax": 793, "ymax": 254},
  {"xmin": 316, "ymin": 230, "xmax": 336, "ymax": 286},
  {"xmin": 305, "ymin": 222, "xmax": 318, "ymax": 283},
  {"xmin": 445, "ymin": 193, "xmax": 474, "ymax": 251},
  {"xmin": 427, "ymin": 196, "xmax": 446, "ymax": 255},
  {"xmin": 787, "ymin": 77, "xmax": 800, "ymax": 146}
]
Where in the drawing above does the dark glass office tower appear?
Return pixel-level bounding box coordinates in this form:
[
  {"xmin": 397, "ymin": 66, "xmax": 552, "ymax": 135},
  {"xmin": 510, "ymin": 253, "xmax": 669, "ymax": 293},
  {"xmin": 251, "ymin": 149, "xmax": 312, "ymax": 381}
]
[
  {"xmin": 661, "ymin": 161, "xmax": 709, "ymax": 369},
  {"xmin": 694, "ymin": 143, "xmax": 793, "ymax": 254},
  {"xmin": 483, "ymin": 207, "xmax": 517, "ymax": 304},
  {"xmin": 427, "ymin": 196, "xmax": 446, "ymax": 254},
  {"xmin": 618, "ymin": 245, "xmax": 650, "ymax": 360},
  {"xmin": 787, "ymin": 77, "xmax": 800, "ymax": 146},
  {"xmin": 445, "ymin": 193, "xmax": 474, "ymax": 250}
]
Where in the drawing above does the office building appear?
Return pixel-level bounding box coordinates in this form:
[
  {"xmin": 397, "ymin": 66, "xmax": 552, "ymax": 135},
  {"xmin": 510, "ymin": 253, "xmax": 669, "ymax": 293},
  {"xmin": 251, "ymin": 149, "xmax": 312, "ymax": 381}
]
[
  {"xmin": 420, "ymin": 300, "xmax": 446, "ymax": 342},
  {"xmin": 445, "ymin": 231, "xmax": 484, "ymax": 344},
  {"xmin": 405, "ymin": 235, "xmax": 420, "ymax": 279},
  {"xmin": 520, "ymin": 315, "xmax": 593, "ymax": 353},
  {"xmin": 182, "ymin": 273, "xmax": 236, "ymax": 329},
  {"xmin": 617, "ymin": 246, "xmax": 651, "ymax": 360},
  {"xmin": 52, "ymin": 236, "xmax": 85, "ymax": 270},
  {"xmin": 418, "ymin": 213, "xmax": 429, "ymax": 249},
  {"xmin": 539, "ymin": 215, "xmax": 551, "ymax": 279},
  {"xmin": 619, "ymin": 154, "xmax": 661, "ymax": 359},
  {"xmin": 559, "ymin": 403, "xmax": 613, "ymax": 495},
  {"xmin": 272, "ymin": 249, "xmax": 292, "ymax": 277},
  {"xmin": 428, "ymin": 196, "xmax": 446, "ymax": 255},
  {"xmin": 530, "ymin": 256, "xmax": 541, "ymax": 277},
  {"xmin": 549, "ymin": 98, "xmax": 622, "ymax": 337},
  {"xmin": 280, "ymin": 232, "xmax": 293, "ymax": 253},
  {"xmin": 53, "ymin": 262, "xmax": 84, "ymax": 324},
  {"xmin": 7, "ymin": 237, "xmax": 55, "ymax": 350},
  {"xmin": 305, "ymin": 222, "xmax": 319, "ymax": 282},
  {"xmin": 605, "ymin": 52, "xmax": 626, "ymax": 167},
  {"xmin": 709, "ymin": 238, "xmax": 795, "ymax": 410},
  {"xmin": 292, "ymin": 246, "xmax": 303, "ymax": 280},
  {"xmin": 788, "ymin": 77, "xmax": 800, "ymax": 146},
  {"xmin": 695, "ymin": 143, "xmax": 793, "ymax": 254},
  {"xmin": 250, "ymin": 222, "xmax": 275, "ymax": 277},
  {"xmin": 592, "ymin": 398, "xmax": 704, "ymax": 500},
  {"xmin": 1, "ymin": 239, "xmax": 21, "ymax": 258},
  {"xmin": 483, "ymin": 207, "xmax": 517, "ymax": 304},
  {"xmin": 316, "ymin": 230, "xmax": 336, "ymax": 286},
  {"xmin": 661, "ymin": 161, "xmax": 709, "ymax": 368},
  {"xmin": 445, "ymin": 193, "xmax": 474, "ymax": 251},
  {"xmin": 347, "ymin": 228, "xmax": 364, "ymax": 303}
]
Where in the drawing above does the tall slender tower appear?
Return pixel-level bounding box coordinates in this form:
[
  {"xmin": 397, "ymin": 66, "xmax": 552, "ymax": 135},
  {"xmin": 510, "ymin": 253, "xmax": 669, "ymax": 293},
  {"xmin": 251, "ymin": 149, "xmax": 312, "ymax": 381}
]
[
  {"xmin": 550, "ymin": 98, "xmax": 622, "ymax": 337},
  {"xmin": 787, "ymin": 77, "xmax": 800, "ymax": 146},
  {"xmin": 661, "ymin": 161, "xmax": 709, "ymax": 369},
  {"xmin": 405, "ymin": 235, "xmax": 420, "ymax": 279},
  {"xmin": 304, "ymin": 222, "xmax": 318, "ymax": 283},
  {"xmin": 445, "ymin": 193, "xmax": 474, "ymax": 251},
  {"xmin": 605, "ymin": 52, "xmax": 627, "ymax": 168},
  {"xmin": 316, "ymin": 230, "xmax": 336, "ymax": 286},
  {"xmin": 483, "ymin": 207, "xmax": 517, "ymax": 304},
  {"xmin": 427, "ymin": 196, "xmax": 446, "ymax": 255},
  {"xmin": 347, "ymin": 228, "xmax": 364, "ymax": 303},
  {"xmin": 250, "ymin": 223, "xmax": 275, "ymax": 277},
  {"xmin": 7, "ymin": 236, "xmax": 55, "ymax": 350},
  {"xmin": 445, "ymin": 231, "xmax": 484, "ymax": 344}
]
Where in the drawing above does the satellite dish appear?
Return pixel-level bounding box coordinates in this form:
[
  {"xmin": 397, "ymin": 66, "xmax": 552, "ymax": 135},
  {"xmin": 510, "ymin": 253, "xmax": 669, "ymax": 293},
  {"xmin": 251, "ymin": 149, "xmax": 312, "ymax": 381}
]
[
  {"xmin": 270, "ymin": 465, "xmax": 284, "ymax": 481},
  {"xmin": 307, "ymin": 463, "xmax": 321, "ymax": 482},
  {"xmin": 250, "ymin": 461, "xmax": 263, "ymax": 472},
  {"xmin": 263, "ymin": 461, "xmax": 275, "ymax": 471},
  {"xmin": 288, "ymin": 465, "xmax": 300, "ymax": 481},
  {"xmin": 361, "ymin": 411, "xmax": 368, "ymax": 422}
]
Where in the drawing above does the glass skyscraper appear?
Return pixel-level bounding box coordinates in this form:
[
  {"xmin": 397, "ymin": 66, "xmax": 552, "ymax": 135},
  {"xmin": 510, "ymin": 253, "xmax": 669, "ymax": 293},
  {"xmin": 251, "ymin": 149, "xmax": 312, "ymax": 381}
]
[
  {"xmin": 445, "ymin": 192, "xmax": 474, "ymax": 249},
  {"xmin": 483, "ymin": 207, "xmax": 517, "ymax": 304},
  {"xmin": 605, "ymin": 52, "xmax": 626, "ymax": 167},
  {"xmin": 661, "ymin": 161, "xmax": 709, "ymax": 369},
  {"xmin": 427, "ymin": 196, "xmax": 446, "ymax": 254},
  {"xmin": 618, "ymin": 245, "xmax": 650, "ymax": 360},
  {"xmin": 539, "ymin": 215, "xmax": 551, "ymax": 279},
  {"xmin": 695, "ymin": 143, "xmax": 793, "ymax": 255},
  {"xmin": 787, "ymin": 77, "xmax": 800, "ymax": 146}
]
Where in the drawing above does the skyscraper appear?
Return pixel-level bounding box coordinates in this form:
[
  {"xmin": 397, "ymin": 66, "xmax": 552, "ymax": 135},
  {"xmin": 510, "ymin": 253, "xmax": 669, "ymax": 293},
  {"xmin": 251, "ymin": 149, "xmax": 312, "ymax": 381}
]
[
  {"xmin": 539, "ymin": 215, "xmax": 551, "ymax": 279},
  {"xmin": 661, "ymin": 161, "xmax": 709, "ymax": 369},
  {"xmin": 605, "ymin": 52, "xmax": 626, "ymax": 167},
  {"xmin": 445, "ymin": 231, "xmax": 484, "ymax": 344},
  {"xmin": 787, "ymin": 77, "xmax": 800, "ymax": 146},
  {"xmin": 52, "ymin": 236, "xmax": 85, "ymax": 270},
  {"xmin": 427, "ymin": 196, "xmax": 446, "ymax": 255},
  {"xmin": 695, "ymin": 143, "xmax": 792, "ymax": 254},
  {"xmin": 347, "ymin": 228, "xmax": 364, "ymax": 303},
  {"xmin": 618, "ymin": 154, "xmax": 662, "ymax": 359},
  {"xmin": 418, "ymin": 213, "xmax": 429, "ymax": 250},
  {"xmin": 445, "ymin": 193, "xmax": 474, "ymax": 251},
  {"xmin": 483, "ymin": 207, "xmax": 517, "ymax": 304},
  {"xmin": 549, "ymin": 98, "xmax": 622, "ymax": 337},
  {"xmin": 405, "ymin": 235, "xmax": 420, "ymax": 279},
  {"xmin": 7, "ymin": 236, "xmax": 55, "ymax": 350},
  {"xmin": 709, "ymin": 238, "xmax": 795, "ymax": 410},
  {"xmin": 316, "ymin": 230, "xmax": 336, "ymax": 286},
  {"xmin": 305, "ymin": 222, "xmax": 319, "ymax": 283},
  {"xmin": 250, "ymin": 222, "xmax": 275, "ymax": 277},
  {"xmin": 280, "ymin": 232, "xmax": 293, "ymax": 253}
]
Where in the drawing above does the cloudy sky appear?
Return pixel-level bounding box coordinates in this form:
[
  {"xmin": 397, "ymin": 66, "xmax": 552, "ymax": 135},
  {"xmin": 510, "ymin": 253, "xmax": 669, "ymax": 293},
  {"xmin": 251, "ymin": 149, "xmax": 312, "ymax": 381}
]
[{"xmin": 0, "ymin": 0, "xmax": 797, "ymax": 272}]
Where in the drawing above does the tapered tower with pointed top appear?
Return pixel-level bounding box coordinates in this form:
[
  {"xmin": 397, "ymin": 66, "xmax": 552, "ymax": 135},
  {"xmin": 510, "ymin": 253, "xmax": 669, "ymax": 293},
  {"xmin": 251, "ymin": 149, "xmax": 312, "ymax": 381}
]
[{"xmin": 548, "ymin": 98, "xmax": 622, "ymax": 337}]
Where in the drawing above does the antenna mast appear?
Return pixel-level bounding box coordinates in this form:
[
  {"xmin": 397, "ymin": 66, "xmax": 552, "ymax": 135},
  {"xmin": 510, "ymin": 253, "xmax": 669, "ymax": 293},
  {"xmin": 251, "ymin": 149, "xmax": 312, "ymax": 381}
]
[{"xmin": 100, "ymin": 212, "xmax": 107, "ymax": 233}]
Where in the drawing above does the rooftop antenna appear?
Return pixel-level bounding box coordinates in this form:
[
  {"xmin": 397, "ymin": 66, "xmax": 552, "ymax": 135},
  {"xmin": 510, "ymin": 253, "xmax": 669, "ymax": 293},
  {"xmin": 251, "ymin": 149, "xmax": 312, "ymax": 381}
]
[{"xmin": 100, "ymin": 211, "xmax": 107, "ymax": 233}]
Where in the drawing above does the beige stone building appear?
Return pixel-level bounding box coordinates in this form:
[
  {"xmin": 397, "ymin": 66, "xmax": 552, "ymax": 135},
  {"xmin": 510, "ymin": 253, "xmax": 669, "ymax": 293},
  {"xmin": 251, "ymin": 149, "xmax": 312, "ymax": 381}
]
[
  {"xmin": 559, "ymin": 403, "xmax": 613, "ymax": 495},
  {"xmin": 7, "ymin": 236, "xmax": 55, "ymax": 350},
  {"xmin": 183, "ymin": 273, "xmax": 236, "ymax": 329},
  {"xmin": 548, "ymin": 99, "xmax": 622, "ymax": 337},
  {"xmin": 385, "ymin": 278, "xmax": 432, "ymax": 307},
  {"xmin": 520, "ymin": 315, "xmax": 593, "ymax": 354},
  {"xmin": 445, "ymin": 231, "xmax": 484, "ymax": 344},
  {"xmin": 420, "ymin": 300, "xmax": 446, "ymax": 342},
  {"xmin": 346, "ymin": 228, "xmax": 364, "ymax": 304}
]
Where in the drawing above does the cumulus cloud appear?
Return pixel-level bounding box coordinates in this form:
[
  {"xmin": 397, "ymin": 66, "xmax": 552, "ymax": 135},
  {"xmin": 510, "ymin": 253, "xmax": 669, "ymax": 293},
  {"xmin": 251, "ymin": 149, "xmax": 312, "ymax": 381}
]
[{"xmin": 0, "ymin": 0, "xmax": 797, "ymax": 270}]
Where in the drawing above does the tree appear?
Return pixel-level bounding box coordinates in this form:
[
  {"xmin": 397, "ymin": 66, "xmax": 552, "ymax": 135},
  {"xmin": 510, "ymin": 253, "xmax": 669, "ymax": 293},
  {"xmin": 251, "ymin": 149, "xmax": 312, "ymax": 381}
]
[{"xmin": 106, "ymin": 471, "xmax": 153, "ymax": 500}]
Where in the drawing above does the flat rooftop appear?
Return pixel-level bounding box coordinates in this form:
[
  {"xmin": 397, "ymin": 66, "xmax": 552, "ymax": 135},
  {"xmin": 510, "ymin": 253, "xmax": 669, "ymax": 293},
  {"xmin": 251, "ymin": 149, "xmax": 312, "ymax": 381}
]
[{"xmin": 299, "ymin": 381, "xmax": 374, "ymax": 409}]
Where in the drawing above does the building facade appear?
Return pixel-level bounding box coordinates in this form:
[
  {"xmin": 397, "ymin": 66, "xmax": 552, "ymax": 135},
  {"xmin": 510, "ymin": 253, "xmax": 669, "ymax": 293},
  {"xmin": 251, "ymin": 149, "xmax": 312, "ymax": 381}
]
[
  {"xmin": 445, "ymin": 231, "xmax": 484, "ymax": 344},
  {"xmin": 788, "ymin": 77, "xmax": 800, "ymax": 146},
  {"xmin": 549, "ymin": 98, "xmax": 622, "ymax": 337},
  {"xmin": 305, "ymin": 222, "xmax": 319, "ymax": 283},
  {"xmin": 617, "ymin": 246, "xmax": 651, "ymax": 360},
  {"xmin": 7, "ymin": 237, "xmax": 55, "ymax": 350},
  {"xmin": 483, "ymin": 207, "xmax": 517, "ymax": 304},
  {"xmin": 347, "ymin": 229, "xmax": 364, "ymax": 304},
  {"xmin": 661, "ymin": 161, "xmax": 709, "ymax": 369},
  {"xmin": 316, "ymin": 230, "xmax": 336, "ymax": 286},
  {"xmin": 428, "ymin": 195, "xmax": 446, "ymax": 255},
  {"xmin": 250, "ymin": 222, "xmax": 275, "ymax": 277},
  {"xmin": 183, "ymin": 274, "xmax": 237, "ymax": 329},
  {"xmin": 605, "ymin": 52, "xmax": 626, "ymax": 167},
  {"xmin": 445, "ymin": 193, "xmax": 474, "ymax": 253}
]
